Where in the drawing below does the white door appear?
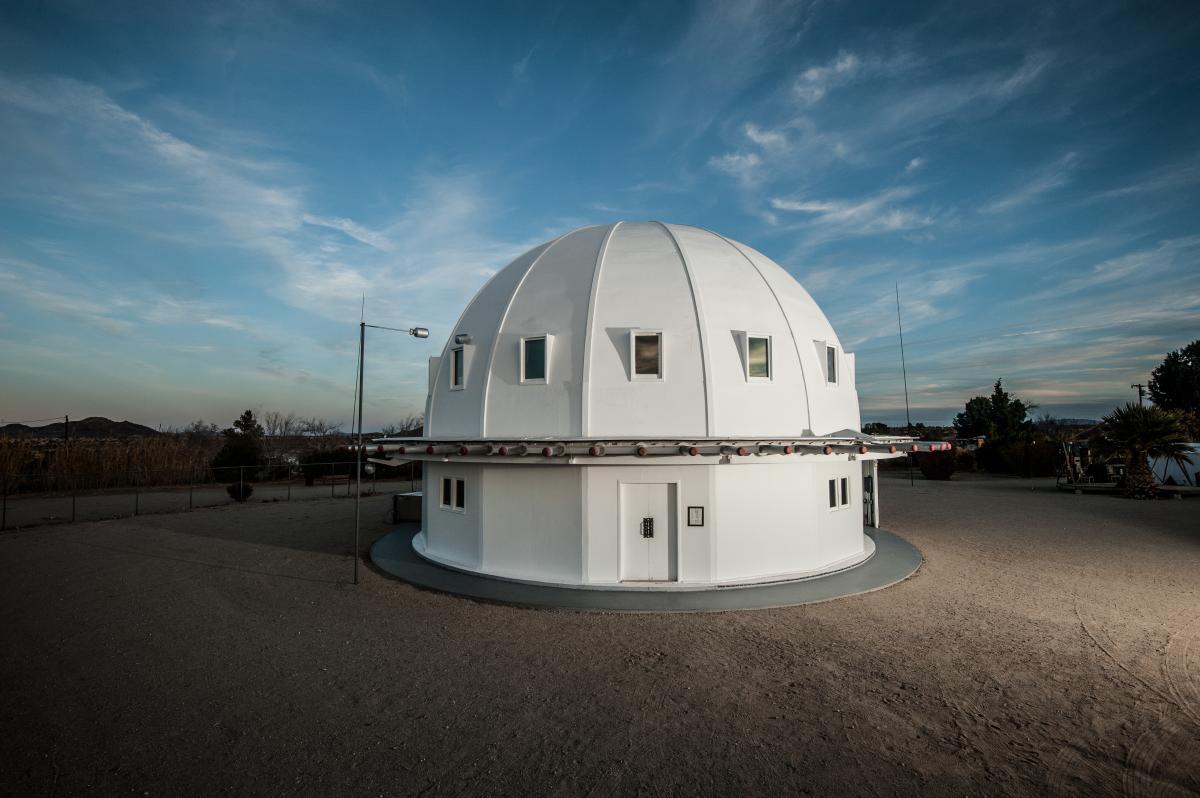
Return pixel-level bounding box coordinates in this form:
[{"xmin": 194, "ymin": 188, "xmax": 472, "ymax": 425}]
[{"xmin": 620, "ymin": 483, "xmax": 676, "ymax": 581}]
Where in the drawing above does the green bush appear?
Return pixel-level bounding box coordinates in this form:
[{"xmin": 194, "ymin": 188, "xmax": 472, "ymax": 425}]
[
  {"xmin": 918, "ymin": 450, "xmax": 956, "ymax": 480},
  {"xmin": 955, "ymin": 449, "xmax": 976, "ymax": 472}
]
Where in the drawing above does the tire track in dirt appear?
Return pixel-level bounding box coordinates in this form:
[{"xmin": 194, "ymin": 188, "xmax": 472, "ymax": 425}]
[
  {"xmin": 1122, "ymin": 717, "xmax": 1200, "ymax": 798},
  {"xmin": 1162, "ymin": 616, "xmax": 1200, "ymax": 728},
  {"xmin": 1071, "ymin": 579, "xmax": 1200, "ymax": 797}
]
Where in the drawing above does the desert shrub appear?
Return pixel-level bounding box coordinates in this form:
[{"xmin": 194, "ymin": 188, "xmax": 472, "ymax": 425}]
[
  {"xmin": 918, "ymin": 450, "xmax": 956, "ymax": 480},
  {"xmin": 226, "ymin": 483, "xmax": 254, "ymax": 502},
  {"xmin": 975, "ymin": 443, "xmax": 1007, "ymax": 473}
]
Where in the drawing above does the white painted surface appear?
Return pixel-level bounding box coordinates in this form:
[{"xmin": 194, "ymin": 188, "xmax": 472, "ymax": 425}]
[
  {"xmin": 619, "ymin": 482, "xmax": 676, "ymax": 581},
  {"xmin": 422, "ymin": 462, "xmax": 482, "ymax": 569},
  {"xmin": 416, "ymin": 221, "xmax": 879, "ymax": 588},
  {"xmin": 426, "ymin": 222, "xmax": 859, "ymax": 439},
  {"xmin": 478, "ymin": 465, "xmax": 583, "ymax": 583}
]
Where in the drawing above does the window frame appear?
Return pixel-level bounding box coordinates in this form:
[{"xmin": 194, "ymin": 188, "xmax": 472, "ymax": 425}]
[
  {"xmin": 520, "ymin": 335, "xmax": 550, "ymax": 385},
  {"xmin": 629, "ymin": 329, "xmax": 664, "ymax": 381},
  {"xmin": 828, "ymin": 476, "xmax": 850, "ymax": 511},
  {"xmin": 744, "ymin": 332, "xmax": 773, "ymax": 382},
  {"xmin": 449, "ymin": 346, "xmax": 465, "ymax": 391},
  {"xmin": 439, "ymin": 475, "xmax": 467, "ymax": 514},
  {"xmin": 826, "ymin": 344, "xmax": 838, "ymax": 385}
]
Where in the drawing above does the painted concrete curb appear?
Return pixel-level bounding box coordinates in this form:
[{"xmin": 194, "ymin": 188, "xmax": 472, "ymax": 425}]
[{"xmin": 369, "ymin": 526, "xmax": 922, "ymax": 613}]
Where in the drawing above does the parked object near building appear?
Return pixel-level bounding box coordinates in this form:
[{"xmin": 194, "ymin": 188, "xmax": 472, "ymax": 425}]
[
  {"xmin": 371, "ymin": 222, "xmax": 934, "ymax": 588},
  {"xmin": 1151, "ymin": 444, "xmax": 1199, "ymax": 487}
]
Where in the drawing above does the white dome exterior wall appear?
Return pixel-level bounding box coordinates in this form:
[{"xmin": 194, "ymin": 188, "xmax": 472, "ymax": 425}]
[
  {"xmin": 722, "ymin": 237, "xmax": 861, "ymax": 435},
  {"xmin": 420, "ymin": 459, "xmax": 868, "ymax": 586},
  {"xmin": 484, "ymin": 224, "xmax": 611, "ymax": 437},
  {"xmin": 425, "ymin": 222, "xmax": 861, "ymax": 440},
  {"xmin": 425, "ymin": 241, "xmax": 553, "ymax": 436},
  {"xmin": 583, "ymin": 223, "xmax": 710, "ymax": 437}
]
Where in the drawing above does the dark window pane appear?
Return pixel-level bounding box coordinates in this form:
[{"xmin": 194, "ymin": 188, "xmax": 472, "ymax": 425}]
[
  {"xmin": 441, "ymin": 477, "xmax": 452, "ymax": 506},
  {"xmin": 828, "ymin": 479, "xmax": 837, "ymax": 508},
  {"xmin": 635, "ymin": 334, "xmax": 660, "ymax": 376},
  {"xmin": 827, "ymin": 346, "xmax": 837, "ymax": 383},
  {"xmin": 452, "ymin": 348, "xmax": 464, "ymax": 386},
  {"xmin": 840, "ymin": 477, "xmax": 848, "ymax": 506},
  {"xmin": 454, "ymin": 479, "xmax": 465, "ymax": 509},
  {"xmin": 524, "ymin": 338, "xmax": 546, "ymax": 380},
  {"xmin": 748, "ymin": 337, "xmax": 770, "ymax": 378}
]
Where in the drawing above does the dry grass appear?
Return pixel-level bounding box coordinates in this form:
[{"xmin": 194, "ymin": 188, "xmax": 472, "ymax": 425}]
[{"xmin": 0, "ymin": 436, "xmax": 223, "ymax": 492}]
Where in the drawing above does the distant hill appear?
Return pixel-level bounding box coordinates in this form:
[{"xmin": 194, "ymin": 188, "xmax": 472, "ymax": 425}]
[{"xmin": 0, "ymin": 416, "xmax": 160, "ymax": 439}]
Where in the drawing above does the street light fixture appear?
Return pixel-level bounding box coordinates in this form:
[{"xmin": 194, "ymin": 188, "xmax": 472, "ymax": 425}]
[{"xmin": 354, "ymin": 321, "xmax": 429, "ymax": 585}]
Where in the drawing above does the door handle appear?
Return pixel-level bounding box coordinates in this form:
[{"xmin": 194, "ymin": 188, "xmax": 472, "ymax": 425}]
[{"xmin": 640, "ymin": 517, "xmax": 654, "ymax": 538}]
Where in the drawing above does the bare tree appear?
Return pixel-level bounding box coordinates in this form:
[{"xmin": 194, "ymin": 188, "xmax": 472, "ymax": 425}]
[{"xmin": 380, "ymin": 413, "xmax": 424, "ymax": 437}]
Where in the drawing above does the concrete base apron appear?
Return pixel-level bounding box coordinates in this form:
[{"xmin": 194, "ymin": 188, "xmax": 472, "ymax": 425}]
[{"xmin": 370, "ymin": 527, "xmax": 923, "ymax": 612}]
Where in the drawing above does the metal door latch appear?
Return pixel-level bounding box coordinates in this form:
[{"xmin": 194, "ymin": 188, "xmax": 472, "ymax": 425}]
[{"xmin": 640, "ymin": 517, "xmax": 654, "ymax": 538}]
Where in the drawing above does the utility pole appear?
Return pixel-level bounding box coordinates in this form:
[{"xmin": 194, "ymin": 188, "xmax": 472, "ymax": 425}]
[
  {"xmin": 353, "ymin": 320, "xmax": 430, "ymax": 585},
  {"xmin": 896, "ymin": 284, "xmax": 914, "ymax": 487},
  {"xmin": 354, "ymin": 321, "xmax": 366, "ymax": 586},
  {"xmin": 1130, "ymin": 383, "xmax": 1146, "ymax": 406}
]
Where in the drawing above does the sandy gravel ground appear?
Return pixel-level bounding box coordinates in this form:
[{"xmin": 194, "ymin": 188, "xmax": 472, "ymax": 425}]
[{"xmin": 1, "ymin": 474, "xmax": 1197, "ymax": 796}]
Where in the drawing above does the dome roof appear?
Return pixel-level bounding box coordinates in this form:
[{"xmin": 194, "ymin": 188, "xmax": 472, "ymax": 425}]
[{"xmin": 425, "ymin": 222, "xmax": 860, "ymax": 439}]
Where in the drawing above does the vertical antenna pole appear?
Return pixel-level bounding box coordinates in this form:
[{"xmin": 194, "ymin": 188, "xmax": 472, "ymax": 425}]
[
  {"xmin": 896, "ymin": 283, "xmax": 914, "ymax": 487},
  {"xmin": 354, "ymin": 320, "xmax": 365, "ymax": 585}
]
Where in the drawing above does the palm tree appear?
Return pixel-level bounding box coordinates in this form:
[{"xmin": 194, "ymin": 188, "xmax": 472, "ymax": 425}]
[{"xmin": 1091, "ymin": 404, "xmax": 1192, "ymax": 499}]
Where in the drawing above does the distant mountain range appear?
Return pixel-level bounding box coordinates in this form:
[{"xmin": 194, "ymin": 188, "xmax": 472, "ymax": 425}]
[{"xmin": 0, "ymin": 416, "xmax": 160, "ymax": 439}]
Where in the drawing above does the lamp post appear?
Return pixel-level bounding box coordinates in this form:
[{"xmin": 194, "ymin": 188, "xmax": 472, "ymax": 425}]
[{"xmin": 354, "ymin": 321, "xmax": 430, "ymax": 585}]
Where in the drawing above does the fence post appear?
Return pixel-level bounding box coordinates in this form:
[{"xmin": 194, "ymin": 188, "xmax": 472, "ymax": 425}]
[
  {"xmin": 287, "ymin": 470, "xmax": 291, "ymax": 501},
  {"xmin": 71, "ymin": 485, "xmax": 76, "ymax": 523},
  {"xmin": 330, "ymin": 462, "xmax": 335, "ymax": 498},
  {"xmin": 239, "ymin": 465, "xmax": 244, "ymax": 503},
  {"xmin": 1, "ymin": 472, "xmax": 7, "ymax": 531},
  {"xmin": 134, "ymin": 472, "xmax": 139, "ymax": 516}
]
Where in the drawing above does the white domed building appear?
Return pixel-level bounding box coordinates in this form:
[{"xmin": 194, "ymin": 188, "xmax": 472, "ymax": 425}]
[{"xmin": 376, "ymin": 222, "xmax": 937, "ymax": 589}]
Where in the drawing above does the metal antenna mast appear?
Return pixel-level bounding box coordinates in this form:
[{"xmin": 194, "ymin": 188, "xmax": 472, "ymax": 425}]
[{"xmin": 896, "ymin": 283, "xmax": 914, "ymax": 486}]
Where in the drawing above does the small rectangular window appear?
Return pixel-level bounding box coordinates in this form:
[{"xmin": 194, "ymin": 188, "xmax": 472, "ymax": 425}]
[
  {"xmin": 827, "ymin": 345, "xmax": 837, "ymax": 384},
  {"xmin": 441, "ymin": 477, "xmax": 452, "ymax": 507},
  {"xmin": 840, "ymin": 477, "xmax": 849, "ymax": 506},
  {"xmin": 451, "ymin": 347, "xmax": 465, "ymax": 388},
  {"xmin": 828, "ymin": 479, "xmax": 837, "ymax": 509},
  {"xmin": 522, "ymin": 336, "xmax": 546, "ymax": 382},
  {"xmin": 748, "ymin": 336, "xmax": 770, "ymax": 379},
  {"xmin": 454, "ymin": 478, "xmax": 466, "ymax": 509},
  {"xmin": 633, "ymin": 332, "xmax": 662, "ymax": 379}
]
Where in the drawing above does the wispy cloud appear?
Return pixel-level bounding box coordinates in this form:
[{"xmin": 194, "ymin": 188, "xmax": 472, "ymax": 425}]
[
  {"xmin": 707, "ymin": 151, "xmax": 762, "ymax": 185},
  {"xmin": 982, "ymin": 151, "xmax": 1078, "ymax": 213},
  {"xmin": 770, "ymin": 186, "xmax": 936, "ymax": 238},
  {"xmin": 792, "ymin": 51, "xmax": 862, "ymax": 105}
]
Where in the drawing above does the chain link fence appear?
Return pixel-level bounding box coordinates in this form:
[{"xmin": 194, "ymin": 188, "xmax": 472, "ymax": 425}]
[{"xmin": 0, "ymin": 460, "xmax": 421, "ymax": 531}]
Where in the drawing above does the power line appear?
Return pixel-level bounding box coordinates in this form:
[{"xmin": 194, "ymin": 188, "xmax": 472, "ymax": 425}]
[{"xmin": 0, "ymin": 415, "xmax": 68, "ymax": 426}]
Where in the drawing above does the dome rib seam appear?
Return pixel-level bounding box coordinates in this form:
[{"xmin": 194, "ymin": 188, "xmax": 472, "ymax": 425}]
[
  {"xmin": 479, "ymin": 227, "xmax": 581, "ymax": 436},
  {"xmin": 653, "ymin": 221, "xmax": 714, "ymax": 436},
  {"xmin": 580, "ymin": 221, "xmax": 622, "ymax": 437},
  {"xmin": 699, "ymin": 225, "xmax": 814, "ymax": 432},
  {"xmin": 427, "ymin": 241, "xmax": 551, "ymax": 433}
]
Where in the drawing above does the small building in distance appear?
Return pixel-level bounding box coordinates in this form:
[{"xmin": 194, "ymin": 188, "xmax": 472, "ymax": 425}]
[{"xmin": 377, "ymin": 222, "xmax": 933, "ymax": 588}]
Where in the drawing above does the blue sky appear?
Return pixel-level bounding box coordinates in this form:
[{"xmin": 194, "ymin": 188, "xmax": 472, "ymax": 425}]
[{"xmin": 1, "ymin": 1, "xmax": 1197, "ymax": 430}]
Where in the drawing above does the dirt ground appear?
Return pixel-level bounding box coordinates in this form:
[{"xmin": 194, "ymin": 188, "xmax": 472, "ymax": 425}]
[{"xmin": 1, "ymin": 474, "xmax": 1197, "ymax": 796}]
